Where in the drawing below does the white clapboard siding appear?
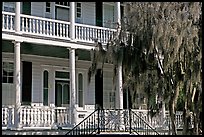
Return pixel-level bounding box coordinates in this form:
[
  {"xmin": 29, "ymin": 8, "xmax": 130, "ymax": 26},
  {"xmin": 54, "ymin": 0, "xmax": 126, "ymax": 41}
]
[
  {"xmin": 81, "ymin": 2, "xmax": 96, "ymax": 25},
  {"xmin": 2, "ymin": 84, "xmax": 15, "ymax": 105},
  {"xmin": 32, "ymin": 62, "xmax": 43, "ymax": 104}
]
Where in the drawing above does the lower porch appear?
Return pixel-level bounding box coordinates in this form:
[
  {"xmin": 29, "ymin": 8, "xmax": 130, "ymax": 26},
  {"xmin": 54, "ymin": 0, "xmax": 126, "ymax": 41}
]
[{"xmin": 2, "ymin": 105, "xmax": 94, "ymax": 130}]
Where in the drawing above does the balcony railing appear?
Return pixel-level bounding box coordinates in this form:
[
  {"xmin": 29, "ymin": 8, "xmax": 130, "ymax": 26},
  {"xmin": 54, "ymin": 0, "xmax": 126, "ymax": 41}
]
[
  {"xmin": 2, "ymin": 105, "xmax": 193, "ymax": 131},
  {"xmin": 2, "ymin": 11, "xmax": 117, "ymax": 45}
]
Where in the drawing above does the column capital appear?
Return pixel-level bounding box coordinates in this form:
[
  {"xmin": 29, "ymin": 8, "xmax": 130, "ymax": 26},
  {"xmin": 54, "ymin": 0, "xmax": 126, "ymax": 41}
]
[
  {"xmin": 12, "ymin": 40, "xmax": 23, "ymax": 44},
  {"xmin": 67, "ymin": 47, "xmax": 77, "ymax": 50}
]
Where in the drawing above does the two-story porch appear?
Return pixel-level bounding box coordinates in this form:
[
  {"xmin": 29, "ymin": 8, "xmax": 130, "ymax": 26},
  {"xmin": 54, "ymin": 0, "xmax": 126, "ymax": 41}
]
[{"xmin": 2, "ymin": 2, "xmax": 128, "ymax": 131}]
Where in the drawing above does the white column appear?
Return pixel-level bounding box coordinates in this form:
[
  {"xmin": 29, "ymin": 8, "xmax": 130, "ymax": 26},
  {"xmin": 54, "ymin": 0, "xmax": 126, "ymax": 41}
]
[
  {"xmin": 115, "ymin": 2, "xmax": 123, "ymax": 109},
  {"xmin": 69, "ymin": 48, "xmax": 77, "ymax": 126},
  {"xmin": 117, "ymin": 61, "xmax": 123, "ymax": 109},
  {"xmin": 115, "ymin": 2, "xmax": 121, "ymax": 26},
  {"xmin": 14, "ymin": 2, "xmax": 21, "ymax": 129},
  {"xmin": 15, "ymin": 2, "xmax": 21, "ymax": 33},
  {"xmin": 13, "ymin": 41, "xmax": 21, "ymax": 129},
  {"xmin": 70, "ymin": 2, "xmax": 75, "ymax": 40}
]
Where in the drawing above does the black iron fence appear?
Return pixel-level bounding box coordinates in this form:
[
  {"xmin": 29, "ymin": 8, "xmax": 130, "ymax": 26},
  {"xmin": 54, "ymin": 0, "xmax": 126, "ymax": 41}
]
[{"xmin": 65, "ymin": 109, "xmax": 160, "ymax": 135}]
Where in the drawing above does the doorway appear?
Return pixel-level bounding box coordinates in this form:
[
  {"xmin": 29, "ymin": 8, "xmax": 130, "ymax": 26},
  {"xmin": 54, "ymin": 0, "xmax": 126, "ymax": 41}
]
[
  {"xmin": 95, "ymin": 2, "xmax": 103, "ymax": 27},
  {"xmin": 95, "ymin": 69, "xmax": 103, "ymax": 109},
  {"xmin": 55, "ymin": 80, "xmax": 70, "ymax": 107}
]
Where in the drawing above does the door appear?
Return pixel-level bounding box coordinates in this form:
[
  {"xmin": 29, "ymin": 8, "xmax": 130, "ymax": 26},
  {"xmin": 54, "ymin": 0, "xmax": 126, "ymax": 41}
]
[
  {"xmin": 22, "ymin": 61, "xmax": 32, "ymax": 105},
  {"xmin": 95, "ymin": 69, "xmax": 103, "ymax": 109},
  {"xmin": 95, "ymin": 2, "xmax": 103, "ymax": 27},
  {"xmin": 22, "ymin": 2, "xmax": 31, "ymax": 15},
  {"xmin": 55, "ymin": 80, "xmax": 70, "ymax": 107}
]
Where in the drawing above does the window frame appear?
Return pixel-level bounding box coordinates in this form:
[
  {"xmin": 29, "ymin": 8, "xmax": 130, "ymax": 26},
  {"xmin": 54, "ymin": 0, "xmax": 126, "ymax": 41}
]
[
  {"xmin": 78, "ymin": 72, "xmax": 84, "ymax": 107},
  {"xmin": 43, "ymin": 70, "xmax": 49, "ymax": 106},
  {"xmin": 3, "ymin": 2, "xmax": 15, "ymax": 12},
  {"xmin": 2, "ymin": 61, "xmax": 14, "ymax": 84}
]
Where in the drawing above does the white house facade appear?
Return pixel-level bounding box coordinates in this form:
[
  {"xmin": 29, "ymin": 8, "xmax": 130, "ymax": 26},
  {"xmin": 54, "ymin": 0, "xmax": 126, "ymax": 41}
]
[{"xmin": 2, "ymin": 2, "xmax": 130, "ymax": 130}]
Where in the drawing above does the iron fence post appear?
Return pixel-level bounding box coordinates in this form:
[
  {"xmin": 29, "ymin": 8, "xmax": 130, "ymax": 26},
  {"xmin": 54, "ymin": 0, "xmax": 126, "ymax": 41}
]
[
  {"xmin": 97, "ymin": 108, "xmax": 100, "ymax": 134},
  {"xmin": 129, "ymin": 108, "xmax": 132, "ymax": 134}
]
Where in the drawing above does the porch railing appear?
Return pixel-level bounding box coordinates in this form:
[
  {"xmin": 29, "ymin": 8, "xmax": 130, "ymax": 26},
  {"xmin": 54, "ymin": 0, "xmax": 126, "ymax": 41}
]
[
  {"xmin": 2, "ymin": 105, "xmax": 193, "ymax": 132},
  {"xmin": 2, "ymin": 105, "xmax": 71, "ymax": 129},
  {"xmin": 2, "ymin": 11, "xmax": 117, "ymax": 45}
]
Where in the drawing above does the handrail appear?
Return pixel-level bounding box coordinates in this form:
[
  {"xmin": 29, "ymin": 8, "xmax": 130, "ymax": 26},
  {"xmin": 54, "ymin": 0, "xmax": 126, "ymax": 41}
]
[
  {"xmin": 65, "ymin": 108, "xmax": 160, "ymax": 135},
  {"xmin": 65, "ymin": 108, "xmax": 99, "ymax": 135},
  {"xmin": 130, "ymin": 110, "xmax": 160, "ymax": 135}
]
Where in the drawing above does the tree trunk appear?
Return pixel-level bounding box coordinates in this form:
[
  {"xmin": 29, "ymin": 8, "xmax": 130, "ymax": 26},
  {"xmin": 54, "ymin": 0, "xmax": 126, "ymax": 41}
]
[
  {"xmin": 169, "ymin": 81, "xmax": 180, "ymax": 135},
  {"xmin": 169, "ymin": 99, "xmax": 177, "ymax": 135}
]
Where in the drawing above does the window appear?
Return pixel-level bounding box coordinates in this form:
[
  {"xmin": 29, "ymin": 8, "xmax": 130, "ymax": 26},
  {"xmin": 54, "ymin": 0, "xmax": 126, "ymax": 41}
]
[
  {"xmin": 2, "ymin": 62, "xmax": 14, "ymax": 83},
  {"xmin": 55, "ymin": 2, "xmax": 70, "ymax": 21},
  {"xmin": 76, "ymin": 3, "xmax": 81, "ymax": 23},
  {"xmin": 109, "ymin": 92, "xmax": 115, "ymax": 108},
  {"xmin": 3, "ymin": 2, "xmax": 15, "ymax": 12},
  {"xmin": 43, "ymin": 70, "xmax": 49, "ymax": 106},
  {"xmin": 46, "ymin": 2, "xmax": 51, "ymax": 13},
  {"xmin": 78, "ymin": 73, "xmax": 83, "ymax": 107},
  {"xmin": 55, "ymin": 71, "xmax": 70, "ymax": 79},
  {"xmin": 55, "ymin": 2, "xmax": 70, "ymax": 7}
]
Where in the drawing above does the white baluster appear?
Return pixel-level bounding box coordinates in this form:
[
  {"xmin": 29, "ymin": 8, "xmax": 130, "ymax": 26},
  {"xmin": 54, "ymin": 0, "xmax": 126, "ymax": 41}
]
[
  {"xmin": 25, "ymin": 18, "xmax": 28, "ymax": 32},
  {"xmin": 84, "ymin": 27, "xmax": 87, "ymax": 41},
  {"xmin": 51, "ymin": 108, "xmax": 55, "ymax": 126},
  {"xmin": 33, "ymin": 19, "xmax": 36, "ymax": 33},
  {"xmin": 21, "ymin": 17, "xmax": 24, "ymax": 32},
  {"xmin": 2, "ymin": 14, "xmax": 5, "ymax": 30},
  {"xmin": 6, "ymin": 15, "xmax": 9, "ymax": 30},
  {"xmin": 60, "ymin": 23, "xmax": 62, "ymax": 37},
  {"xmin": 36, "ymin": 19, "xmax": 39, "ymax": 34},
  {"xmin": 53, "ymin": 22, "xmax": 55, "ymax": 36},
  {"xmin": 37, "ymin": 108, "xmax": 41, "ymax": 126},
  {"xmin": 34, "ymin": 108, "xmax": 37, "ymax": 126},
  {"xmin": 62, "ymin": 109, "xmax": 65, "ymax": 125},
  {"xmin": 66, "ymin": 24, "xmax": 69, "ymax": 38},
  {"xmin": 44, "ymin": 109, "xmax": 47, "ymax": 126},
  {"xmin": 29, "ymin": 18, "xmax": 32, "ymax": 32},
  {"xmin": 47, "ymin": 109, "xmax": 51, "ymax": 126},
  {"xmin": 47, "ymin": 21, "xmax": 49, "ymax": 35},
  {"xmin": 50, "ymin": 22, "xmax": 53, "ymax": 36},
  {"xmin": 56, "ymin": 23, "xmax": 59, "ymax": 37},
  {"xmin": 39, "ymin": 20, "xmax": 42, "ymax": 34},
  {"xmin": 10, "ymin": 16, "xmax": 13, "ymax": 30},
  {"xmin": 27, "ymin": 108, "xmax": 30, "ymax": 126},
  {"xmin": 62, "ymin": 24, "xmax": 65, "ymax": 37},
  {"xmin": 82, "ymin": 26, "xmax": 84, "ymax": 40},
  {"xmin": 29, "ymin": 108, "xmax": 32, "ymax": 126},
  {"xmin": 79, "ymin": 26, "xmax": 81, "ymax": 40},
  {"xmin": 86, "ymin": 27, "xmax": 89, "ymax": 41}
]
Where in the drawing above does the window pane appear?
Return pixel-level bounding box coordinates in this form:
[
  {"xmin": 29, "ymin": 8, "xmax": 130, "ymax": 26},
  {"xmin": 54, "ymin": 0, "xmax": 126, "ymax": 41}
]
[
  {"xmin": 55, "ymin": 71, "xmax": 70, "ymax": 79},
  {"xmin": 43, "ymin": 70, "xmax": 48, "ymax": 88},
  {"xmin": 2, "ymin": 62, "xmax": 14, "ymax": 83},
  {"xmin": 63, "ymin": 84, "xmax": 69, "ymax": 104},
  {"xmin": 56, "ymin": 84, "xmax": 62, "ymax": 107},
  {"xmin": 78, "ymin": 73, "xmax": 83, "ymax": 90},
  {"xmin": 78, "ymin": 73, "xmax": 83, "ymax": 107},
  {"xmin": 79, "ymin": 91, "xmax": 83, "ymax": 107},
  {"xmin": 43, "ymin": 89, "xmax": 48, "ymax": 106}
]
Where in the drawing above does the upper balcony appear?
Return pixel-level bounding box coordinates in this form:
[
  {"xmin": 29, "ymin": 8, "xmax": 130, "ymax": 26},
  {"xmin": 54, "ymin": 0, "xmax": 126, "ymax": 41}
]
[{"xmin": 2, "ymin": 11, "xmax": 117, "ymax": 46}]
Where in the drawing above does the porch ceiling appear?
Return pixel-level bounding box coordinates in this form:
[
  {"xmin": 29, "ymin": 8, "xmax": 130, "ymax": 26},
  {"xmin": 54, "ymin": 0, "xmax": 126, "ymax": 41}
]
[{"xmin": 2, "ymin": 40, "xmax": 91, "ymax": 61}]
